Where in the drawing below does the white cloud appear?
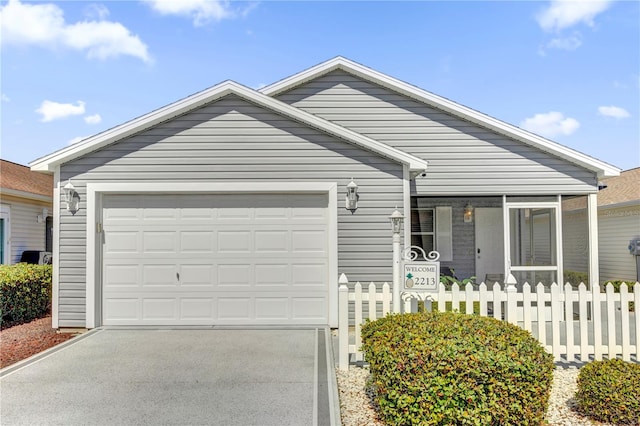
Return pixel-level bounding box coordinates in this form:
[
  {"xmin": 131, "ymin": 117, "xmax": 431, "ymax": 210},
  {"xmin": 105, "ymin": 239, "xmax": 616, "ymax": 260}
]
[
  {"xmin": 84, "ymin": 4, "xmax": 110, "ymax": 20},
  {"xmin": 598, "ymin": 105, "xmax": 630, "ymax": 119},
  {"xmin": 547, "ymin": 33, "xmax": 582, "ymax": 50},
  {"xmin": 36, "ymin": 100, "xmax": 86, "ymax": 122},
  {"xmin": 536, "ymin": 0, "xmax": 613, "ymax": 32},
  {"xmin": 1, "ymin": 93, "xmax": 9, "ymax": 102},
  {"xmin": 84, "ymin": 113, "xmax": 102, "ymax": 124},
  {"xmin": 144, "ymin": 0, "xmax": 256, "ymax": 26},
  {"xmin": 521, "ymin": 111, "xmax": 580, "ymax": 138},
  {"xmin": 0, "ymin": 0, "xmax": 151, "ymax": 63}
]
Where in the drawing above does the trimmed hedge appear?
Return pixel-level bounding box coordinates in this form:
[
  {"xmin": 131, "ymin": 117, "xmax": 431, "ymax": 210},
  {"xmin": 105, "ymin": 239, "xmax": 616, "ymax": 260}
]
[
  {"xmin": 576, "ymin": 359, "xmax": 640, "ymax": 425},
  {"xmin": 0, "ymin": 264, "xmax": 52, "ymax": 329},
  {"xmin": 361, "ymin": 312, "xmax": 554, "ymax": 426}
]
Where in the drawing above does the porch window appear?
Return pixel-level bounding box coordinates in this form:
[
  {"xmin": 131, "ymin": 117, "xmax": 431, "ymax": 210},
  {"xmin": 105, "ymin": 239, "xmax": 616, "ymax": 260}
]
[{"xmin": 410, "ymin": 198, "xmax": 453, "ymax": 261}]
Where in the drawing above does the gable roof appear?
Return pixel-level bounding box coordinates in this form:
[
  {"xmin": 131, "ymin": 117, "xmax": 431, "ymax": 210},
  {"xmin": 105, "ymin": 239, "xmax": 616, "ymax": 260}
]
[
  {"xmin": 261, "ymin": 56, "xmax": 620, "ymax": 178},
  {"xmin": 597, "ymin": 167, "xmax": 640, "ymax": 207},
  {"xmin": 0, "ymin": 159, "xmax": 53, "ymax": 202},
  {"xmin": 30, "ymin": 81, "xmax": 428, "ymax": 175}
]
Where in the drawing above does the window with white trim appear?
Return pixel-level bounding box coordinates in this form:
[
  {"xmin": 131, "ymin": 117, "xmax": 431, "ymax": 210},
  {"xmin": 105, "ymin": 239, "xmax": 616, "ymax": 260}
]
[{"xmin": 410, "ymin": 199, "xmax": 452, "ymax": 261}]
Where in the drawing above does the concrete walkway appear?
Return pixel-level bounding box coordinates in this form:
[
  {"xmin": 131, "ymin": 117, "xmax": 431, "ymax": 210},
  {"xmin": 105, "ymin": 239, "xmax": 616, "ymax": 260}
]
[{"xmin": 0, "ymin": 328, "xmax": 340, "ymax": 426}]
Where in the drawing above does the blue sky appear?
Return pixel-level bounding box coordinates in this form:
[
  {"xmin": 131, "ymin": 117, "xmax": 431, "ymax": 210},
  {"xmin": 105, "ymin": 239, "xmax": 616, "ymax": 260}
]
[{"xmin": 1, "ymin": 0, "xmax": 639, "ymax": 171}]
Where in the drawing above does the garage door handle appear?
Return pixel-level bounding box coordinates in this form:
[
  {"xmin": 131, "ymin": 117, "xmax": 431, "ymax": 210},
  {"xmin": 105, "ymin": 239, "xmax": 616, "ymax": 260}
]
[{"xmin": 176, "ymin": 272, "xmax": 180, "ymax": 281}]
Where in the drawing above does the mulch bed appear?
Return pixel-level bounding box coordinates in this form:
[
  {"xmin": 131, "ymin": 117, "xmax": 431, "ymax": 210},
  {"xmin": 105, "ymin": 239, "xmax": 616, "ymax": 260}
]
[{"xmin": 0, "ymin": 316, "xmax": 77, "ymax": 369}]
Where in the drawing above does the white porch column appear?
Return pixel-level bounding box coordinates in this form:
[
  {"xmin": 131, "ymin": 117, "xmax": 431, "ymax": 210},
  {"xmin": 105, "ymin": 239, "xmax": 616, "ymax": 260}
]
[
  {"xmin": 392, "ymin": 230, "xmax": 402, "ymax": 313},
  {"xmin": 587, "ymin": 193, "xmax": 600, "ymax": 289}
]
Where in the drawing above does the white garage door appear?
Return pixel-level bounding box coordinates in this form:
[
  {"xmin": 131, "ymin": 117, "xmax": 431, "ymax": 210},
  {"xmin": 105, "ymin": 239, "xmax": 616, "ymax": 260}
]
[{"xmin": 102, "ymin": 193, "xmax": 329, "ymax": 326}]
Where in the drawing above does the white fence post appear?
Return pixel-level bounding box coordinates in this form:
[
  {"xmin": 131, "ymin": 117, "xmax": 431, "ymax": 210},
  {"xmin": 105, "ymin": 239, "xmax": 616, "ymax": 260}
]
[
  {"xmin": 338, "ymin": 279, "xmax": 638, "ymax": 368},
  {"xmin": 505, "ymin": 274, "xmax": 517, "ymax": 325},
  {"xmin": 338, "ymin": 274, "xmax": 349, "ymax": 371}
]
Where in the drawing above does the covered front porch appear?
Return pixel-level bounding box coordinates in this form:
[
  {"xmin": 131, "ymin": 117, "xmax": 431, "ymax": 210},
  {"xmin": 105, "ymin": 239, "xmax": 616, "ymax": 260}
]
[{"xmin": 409, "ymin": 194, "xmax": 600, "ymax": 289}]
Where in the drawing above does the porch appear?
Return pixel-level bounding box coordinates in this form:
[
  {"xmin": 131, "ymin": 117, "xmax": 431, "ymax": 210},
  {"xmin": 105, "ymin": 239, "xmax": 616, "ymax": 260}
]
[{"xmin": 409, "ymin": 194, "xmax": 600, "ymax": 288}]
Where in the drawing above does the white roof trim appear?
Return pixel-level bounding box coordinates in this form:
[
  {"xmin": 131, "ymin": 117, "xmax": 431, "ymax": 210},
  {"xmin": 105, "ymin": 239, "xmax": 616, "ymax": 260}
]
[
  {"xmin": 0, "ymin": 188, "xmax": 53, "ymax": 203},
  {"xmin": 261, "ymin": 56, "xmax": 620, "ymax": 178},
  {"xmin": 30, "ymin": 80, "xmax": 428, "ymax": 174}
]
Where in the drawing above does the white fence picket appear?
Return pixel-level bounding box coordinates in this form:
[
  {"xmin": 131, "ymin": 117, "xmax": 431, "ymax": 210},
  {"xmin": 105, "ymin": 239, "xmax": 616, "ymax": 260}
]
[
  {"xmin": 606, "ymin": 283, "xmax": 616, "ymax": 360},
  {"xmin": 338, "ymin": 277, "xmax": 638, "ymax": 370},
  {"xmin": 578, "ymin": 283, "xmax": 589, "ymax": 361},
  {"xmin": 354, "ymin": 282, "xmax": 363, "ymax": 362},
  {"xmin": 564, "ymin": 283, "xmax": 575, "ymax": 361}
]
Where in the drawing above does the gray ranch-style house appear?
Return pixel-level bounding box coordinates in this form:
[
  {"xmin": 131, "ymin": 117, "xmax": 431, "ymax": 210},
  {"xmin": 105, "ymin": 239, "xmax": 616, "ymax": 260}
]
[{"xmin": 31, "ymin": 57, "xmax": 619, "ymax": 330}]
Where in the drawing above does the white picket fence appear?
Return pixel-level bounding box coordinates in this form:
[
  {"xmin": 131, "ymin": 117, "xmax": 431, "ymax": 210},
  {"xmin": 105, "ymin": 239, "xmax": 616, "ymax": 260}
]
[{"xmin": 338, "ymin": 279, "xmax": 640, "ymax": 370}]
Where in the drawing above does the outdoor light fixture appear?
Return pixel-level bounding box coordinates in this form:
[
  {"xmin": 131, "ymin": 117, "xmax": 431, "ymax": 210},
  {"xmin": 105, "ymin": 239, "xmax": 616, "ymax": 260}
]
[
  {"xmin": 63, "ymin": 180, "xmax": 80, "ymax": 214},
  {"xmin": 37, "ymin": 208, "xmax": 48, "ymax": 223},
  {"xmin": 464, "ymin": 202, "xmax": 474, "ymax": 223},
  {"xmin": 389, "ymin": 207, "xmax": 404, "ymax": 234},
  {"xmin": 345, "ymin": 178, "xmax": 359, "ymax": 212}
]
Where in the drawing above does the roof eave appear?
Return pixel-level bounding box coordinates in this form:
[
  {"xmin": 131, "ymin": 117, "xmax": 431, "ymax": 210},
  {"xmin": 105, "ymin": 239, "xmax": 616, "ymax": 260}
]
[
  {"xmin": 30, "ymin": 79, "xmax": 428, "ymax": 175},
  {"xmin": 261, "ymin": 57, "xmax": 620, "ymax": 179}
]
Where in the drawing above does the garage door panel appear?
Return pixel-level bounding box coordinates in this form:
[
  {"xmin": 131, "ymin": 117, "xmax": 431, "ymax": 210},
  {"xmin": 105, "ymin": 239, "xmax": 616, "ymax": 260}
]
[
  {"xmin": 143, "ymin": 232, "xmax": 177, "ymax": 253},
  {"xmin": 292, "ymin": 231, "xmax": 327, "ymax": 252},
  {"xmin": 143, "ymin": 265, "xmax": 177, "ymax": 286},
  {"xmin": 180, "ymin": 265, "xmax": 215, "ymax": 286},
  {"xmin": 254, "ymin": 231, "xmax": 288, "ymax": 252},
  {"xmin": 218, "ymin": 231, "xmax": 251, "ymax": 252},
  {"xmin": 292, "ymin": 264, "xmax": 327, "ymax": 286},
  {"xmin": 180, "ymin": 298, "xmax": 215, "ymax": 320},
  {"xmin": 104, "ymin": 264, "xmax": 139, "ymax": 288},
  {"xmin": 255, "ymin": 298, "xmax": 289, "ymax": 320},
  {"xmin": 218, "ymin": 298, "xmax": 252, "ymax": 320},
  {"xmin": 292, "ymin": 298, "xmax": 327, "ymax": 320},
  {"xmin": 181, "ymin": 231, "xmax": 215, "ymax": 252},
  {"xmin": 102, "ymin": 193, "xmax": 329, "ymax": 326},
  {"xmin": 104, "ymin": 232, "xmax": 139, "ymax": 253},
  {"xmin": 254, "ymin": 264, "xmax": 289, "ymax": 286}
]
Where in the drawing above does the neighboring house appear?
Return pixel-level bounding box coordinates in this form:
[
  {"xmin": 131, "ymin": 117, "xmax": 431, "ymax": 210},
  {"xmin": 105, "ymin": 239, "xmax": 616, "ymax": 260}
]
[
  {"xmin": 563, "ymin": 168, "xmax": 640, "ymax": 283},
  {"xmin": 30, "ymin": 57, "xmax": 619, "ymax": 329},
  {"xmin": 0, "ymin": 159, "xmax": 54, "ymax": 264}
]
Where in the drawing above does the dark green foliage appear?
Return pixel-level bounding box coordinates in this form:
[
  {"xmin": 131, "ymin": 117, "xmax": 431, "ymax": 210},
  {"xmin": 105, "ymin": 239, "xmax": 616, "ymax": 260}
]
[
  {"xmin": 0, "ymin": 264, "xmax": 52, "ymax": 328},
  {"xmin": 576, "ymin": 359, "xmax": 640, "ymax": 425},
  {"xmin": 604, "ymin": 280, "xmax": 636, "ymax": 312},
  {"xmin": 564, "ymin": 270, "xmax": 588, "ymax": 286},
  {"xmin": 361, "ymin": 312, "xmax": 554, "ymax": 426}
]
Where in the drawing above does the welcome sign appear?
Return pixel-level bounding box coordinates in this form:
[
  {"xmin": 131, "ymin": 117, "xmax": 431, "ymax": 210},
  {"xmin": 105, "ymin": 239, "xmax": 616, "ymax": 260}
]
[{"xmin": 403, "ymin": 262, "xmax": 440, "ymax": 292}]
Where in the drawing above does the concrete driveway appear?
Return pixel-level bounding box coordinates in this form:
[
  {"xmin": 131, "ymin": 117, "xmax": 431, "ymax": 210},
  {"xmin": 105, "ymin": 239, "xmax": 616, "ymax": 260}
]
[{"xmin": 0, "ymin": 328, "xmax": 339, "ymax": 426}]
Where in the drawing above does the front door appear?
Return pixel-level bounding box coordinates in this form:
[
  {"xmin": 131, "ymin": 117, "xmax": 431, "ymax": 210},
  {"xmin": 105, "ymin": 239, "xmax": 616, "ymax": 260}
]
[{"xmin": 475, "ymin": 208, "xmax": 504, "ymax": 284}]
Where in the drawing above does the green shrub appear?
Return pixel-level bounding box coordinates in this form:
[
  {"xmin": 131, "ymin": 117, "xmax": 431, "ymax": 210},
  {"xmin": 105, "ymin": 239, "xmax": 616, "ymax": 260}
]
[
  {"xmin": 361, "ymin": 312, "xmax": 554, "ymax": 426},
  {"xmin": 576, "ymin": 359, "xmax": 640, "ymax": 425},
  {"xmin": 603, "ymin": 280, "xmax": 636, "ymax": 312},
  {"xmin": 564, "ymin": 270, "xmax": 588, "ymax": 286},
  {"xmin": 0, "ymin": 264, "xmax": 52, "ymax": 328}
]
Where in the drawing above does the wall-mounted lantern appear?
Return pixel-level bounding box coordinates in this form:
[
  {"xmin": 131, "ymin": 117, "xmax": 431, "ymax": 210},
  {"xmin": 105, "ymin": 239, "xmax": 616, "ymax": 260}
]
[
  {"xmin": 345, "ymin": 178, "xmax": 359, "ymax": 212},
  {"xmin": 63, "ymin": 180, "xmax": 80, "ymax": 214},
  {"xmin": 37, "ymin": 208, "xmax": 48, "ymax": 223},
  {"xmin": 463, "ymin": 202, "xmax": 474, "ymax": 223},
  {"xmin": 389, "ymin": 207, "xmax": 404, "ymax": 234}
]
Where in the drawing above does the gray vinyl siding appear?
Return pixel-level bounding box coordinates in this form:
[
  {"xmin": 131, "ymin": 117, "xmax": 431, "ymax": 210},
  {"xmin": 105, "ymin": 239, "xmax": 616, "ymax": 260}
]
[
  {"xmin": 276, "ymin": 70, "xmax": 598, "ymax": 195},
  {"xmin": 1, "ymin": 196, "xmax": 51, "ymax": 264},
  {"xmin": 599, "ymin": 205, "xmax": 640, "ymax": 283},
  {"xmin": 57, "ymin": 95, "xmax": 403, "ymax": 327}
]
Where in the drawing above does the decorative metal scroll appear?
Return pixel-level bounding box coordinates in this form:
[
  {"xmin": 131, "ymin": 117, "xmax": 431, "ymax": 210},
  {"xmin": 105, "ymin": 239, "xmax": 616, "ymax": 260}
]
[{"xmin": 401, "ymin": 246, "xmax": 440, "ymax": 262}]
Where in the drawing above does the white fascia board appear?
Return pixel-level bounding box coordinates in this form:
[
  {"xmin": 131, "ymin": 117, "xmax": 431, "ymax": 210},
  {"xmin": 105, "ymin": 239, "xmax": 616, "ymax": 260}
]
[
  {"xmin": 261, "ymin": 57, "xmax": 620, "ymax": 178},
  {"xmin": 0, "ymin": 188, "xmax": 53, "ymax": 203},
  {"xmin": 30, "ymin": 79, "xmax": 427, "ymax": 174}
]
